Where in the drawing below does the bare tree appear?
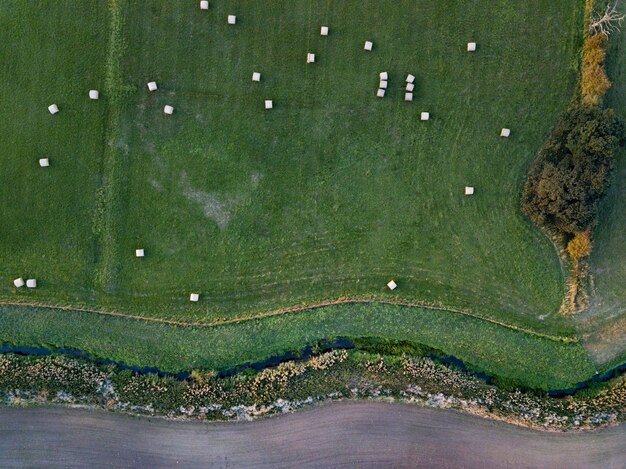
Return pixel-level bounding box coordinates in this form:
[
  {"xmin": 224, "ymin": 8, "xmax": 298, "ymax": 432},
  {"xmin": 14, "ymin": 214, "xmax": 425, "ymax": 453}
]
[{"xmin": 589, "ymin": 1, "xmax": 625, "ymax": 36}]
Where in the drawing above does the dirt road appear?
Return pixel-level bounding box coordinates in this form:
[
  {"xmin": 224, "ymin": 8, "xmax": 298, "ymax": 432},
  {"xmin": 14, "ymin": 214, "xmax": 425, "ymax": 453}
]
[{"xmin": 0, "ymin": 401, "xmax": 623, "ymax": 468}]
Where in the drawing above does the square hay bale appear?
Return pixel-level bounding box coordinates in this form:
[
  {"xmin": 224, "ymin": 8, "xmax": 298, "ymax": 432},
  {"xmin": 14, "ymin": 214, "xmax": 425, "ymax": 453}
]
[
  {"xmin": 379, "ymin": 71, "xmax": 388, "ymax": 80},
  {"xmin": 228, "ymin": 15, "xmax": 236, "ymax": 25},
  {"xmin": 406, "ymin": 74, "xmax": 415, "ymax": 83},
  {"xmin": 26, "ymin": 279, "xmax": 37, "ymax": 288},
  {"xmin": 48, "ymin": 104, "xmax": 59, "ymax": 115},
  {"xmin": 379, "ymin": 80, "xmax": 387, "ymax": 89},
  {"xmin": 364, "ymin": 41, "xmax": 373, "ymax": 51},
  {"xmin": 265, "ymin": 99, "xmax": 273, "ymax": 109},
  {"xmin": 465, "ymin": 186, "xmax": 475, "ymax": 196},
  {"xmin": 387, "ymin": 280, "xmax": 397, "ymax": 290},
  {"xmin": 190, "ymin": 293, "xmax": 200, "ymax": 302},
  {"xmin": 420, "ymin": 112, "xmax": 430, "ymax": 121},
  {"xmin": 252, "ymin": 72, "xmax": 261, "ymax": 82},
  {"xmin": 500, "ymin": 128, "xmax": 511, "ymax": 137},
  {"xmin": 377, "ymin": 88, "xmax": 386, "ymax": 98},
  {"xmin": 135, "ymin": 248, "xmax": 145, "ymax": 257},
  {"xmin": 320, "ymin": 26, "xmax": 329, "ymax": 36},
  {"xmin": 147, "ymin": 81, "xmax": 158, "ymax": 91},
  {"xmin": 467, "ymin": 42, "xmax": 477, "ymax": 52},
  {"xmin": 164, "ymin": 105, "xmax": 174, "ymax": 115},
  {"xmin": 406, "ymin": 83, "xmax": 414, "ymax": 92},
  {"xmin": 307, "ymin": 53, "xmax": 315, "ymax": 63},
  {"xmin": 200, "ymin": 1, "xmax": 209, "ymax": 10},
  {"xmin": 39, "ymin": 158, "xmax": 49, "ymax": 167},
  {"xmin": 89, "ymin": 90, "xmax": 99, "ymax": 100},
  {"xmin": 13, "ymin": 278, "xmax": 25, "ymax": 288},
  {"xmin": 404, "ymin": 92, "xmax": 413, "ymax": 102}
]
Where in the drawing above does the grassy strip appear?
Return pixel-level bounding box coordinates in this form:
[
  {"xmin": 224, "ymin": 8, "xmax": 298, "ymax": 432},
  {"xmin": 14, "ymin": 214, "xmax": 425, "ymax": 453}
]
[
  {"xmin": 0, "ymin": 297, "xmax": 580, "ymax": 343},
  {"xmin": 0, "ymin": 303, "xmax": 596, "ymax": 390},
  {"xmin": 93, "ymin": 0, "xmax": 127, "ymax": 290}
]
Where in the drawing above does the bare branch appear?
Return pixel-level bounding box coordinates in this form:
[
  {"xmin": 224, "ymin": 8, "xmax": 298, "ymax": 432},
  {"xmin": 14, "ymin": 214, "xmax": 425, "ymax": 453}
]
[{"xmin": 589, "ymin": 1, "xmax": 625, "ymax": 37}]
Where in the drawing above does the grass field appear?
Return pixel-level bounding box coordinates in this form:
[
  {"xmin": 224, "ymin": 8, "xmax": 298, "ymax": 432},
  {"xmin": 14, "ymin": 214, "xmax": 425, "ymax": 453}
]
[
  {"xmin": 1, "ymin": 0, "xmax": 583, "ymax": 331},
  {"xmin": 581, "ymin": 24, "xmax": 626, "ymax": 366},
  {"xmin": 2, "ymin": 0, "xmax": 619, "ymax": 387},
  {"xmin": 0, "ymin": 303, "xmax": 596, "ymax": 390}
]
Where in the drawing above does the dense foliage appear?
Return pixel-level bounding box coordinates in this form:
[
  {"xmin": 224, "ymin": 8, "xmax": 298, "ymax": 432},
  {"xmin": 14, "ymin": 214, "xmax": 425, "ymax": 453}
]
[
  {"xmin": 522, "ymin": 105, "xmax": 625, "ymax": 235},
  {"xmin": 581, "ymin": 34, "xmax": 611, "ymax": 105},
  {"xmin": 1, "ymin": 352, "xmax": 624, "ymax": 430}
]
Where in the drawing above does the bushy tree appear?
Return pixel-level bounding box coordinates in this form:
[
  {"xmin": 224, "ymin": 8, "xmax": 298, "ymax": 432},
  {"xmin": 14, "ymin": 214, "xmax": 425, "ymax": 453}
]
[
  {"xmin": 567, "ymin": 230, "xmax": 592, "ymax": 259},
  {"xmin": 581, "ymin": 34, "xmax": 611, "ymax": 105},
  {"xmin": 522, "ymin": 105, "xmax": 624, "ymax": 234}
]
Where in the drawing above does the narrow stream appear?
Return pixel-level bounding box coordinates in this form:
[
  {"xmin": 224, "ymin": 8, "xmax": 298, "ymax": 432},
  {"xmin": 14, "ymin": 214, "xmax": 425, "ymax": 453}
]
[{"xmin": 0, "ymin": 340, "xmax": 623, "ymax": 396}]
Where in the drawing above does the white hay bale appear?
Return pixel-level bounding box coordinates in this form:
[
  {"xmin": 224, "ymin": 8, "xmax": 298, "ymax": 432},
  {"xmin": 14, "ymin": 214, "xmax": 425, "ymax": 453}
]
[
  {"xmin": 379, "ymin": 71, "xmax": 388, "ymax": 80},
  {"xmin": 265, "ymin": 99, "xmax": 273, "ymax": 109},
  {"xmin": 190, "ymin": 293, "xmax": 200, "ymax": 302},
  {"xmin": 164, "ymin": 105, "xmax": 174, "ymax": 115},
  {"xmin": 307, "ymin": 53, "xmax": 316, "ymax": 63},
  {"xmin": 467, "ymin": 42, "xmax": 477, "ymax": 52},
  {"xmin": 420, "ymin": 112, "xmax": 430, "ymax": 121},
  {"xmin": 48, "ymin": 104, "xmax": 59, "ymax": 115},
  {"xmin": 387, "ymin": 280, "xmax": 397, "ymax": 290},
  {"xmin": 465, "ymin": 186, "xmax": 475, "ymax": 196},
  {"xmin": 406, "ymin": 83, "xmax": 414, "ymax": 92},
  {"xmin": 404, "ymin": 92, "xmax": 413, "ymax": 102},
  {"xmin": 13, "ymin": 278, "xmax": 25, "ymax": 288},
  {"xmin": 26, "ymin": 279, "xmax": 37, "ymax": 288},
  {"xmin": 89, "ymin": 90, "xmax": 99, "ymax": 100},
  {"xmin": 147, "ymin": 81, "xmax": 158, "ymax": 91},
  {"xmin": 364, "ymin": 41, "xmax": 373, "ymax": 51},
  {"xmin": 320, "ymin": 26, "xmax": 329, "ymax": 36},
  {"xmin": 406, "ymin": 74, "xmax": 415, "ymax": 84},
  {"xmin": 39, "ymin": 158, "xmax": 49, "ymax": 167},
  {"xmin": 135, "ymin": 248, "xmax": 145, "ymax": 257},
  {"xmin": 379, "ymin": 80, "xmax": 387, "ymax": 89},
  {"xmin": 377, "ymin": 89, "xmax": 386, "ymax": 98},
  {"xmin": 228, "ymin": 15, "xmax": 236, "ymax": 25},
  {"xmin": 500, "ymin": 128, "xmax": 511, "ymax": 138},
  {"xmin": 200, "ymin": 1, "xmax": 209, "ymax": 10},
  {"xmin": 252, "ymin": 72, "xmax": 261, "ymax": 82}
]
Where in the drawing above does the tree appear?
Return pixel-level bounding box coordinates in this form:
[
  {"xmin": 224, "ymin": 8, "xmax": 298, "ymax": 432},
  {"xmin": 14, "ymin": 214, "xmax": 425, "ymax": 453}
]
[
  {"xmin": 581, "ymin": 34, "xmax": 611, "ymax": 105},
  {"xmin": 567, "ymin": 230, "xmax": 592, "ymax": 260},
  {"xmin": 522, "ymin": 105, "xmax": 625, "ymax": 235},
  {"xmin": 589, "ymin": 1, "xmax": 625, "ymax": 37}
]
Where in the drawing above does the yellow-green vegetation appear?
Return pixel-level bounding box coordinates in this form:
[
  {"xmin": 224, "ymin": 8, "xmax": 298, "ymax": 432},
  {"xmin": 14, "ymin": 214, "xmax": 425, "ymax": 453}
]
[
  {"xmin": 581, "ymin": 33, "xmax": 611, "ymax": 105},
  {"xmin": 1, "ymin": 351, "xmax": 624, "ymax": 429}
]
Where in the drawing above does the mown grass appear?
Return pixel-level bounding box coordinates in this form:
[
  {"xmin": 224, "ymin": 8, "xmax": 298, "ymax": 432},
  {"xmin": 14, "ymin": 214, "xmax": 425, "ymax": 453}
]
[
  {"xmin": 0, "ymin": 303, "xmax": 596, "ymax": 390},
  {"xmin": 83, "ymin": 0, "xmax": 583, "ymax": 334},
  {"xmin": 1, "ymin": 1, "xmax": 582, "ymax": 333},
  {"xmin": 0, "ymin": 0, "xmax": 108, "ymax": 302}
]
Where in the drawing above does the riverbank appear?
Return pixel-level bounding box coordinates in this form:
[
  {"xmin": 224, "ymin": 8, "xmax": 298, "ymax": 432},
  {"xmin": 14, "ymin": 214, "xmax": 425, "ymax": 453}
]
[
  {"xmin": 1, "ymin": 402, "xmax": 624, "ymax": 469},
  {"xmin": 2, "ymin": 349, "xmax": 624, "ymax": 431}
]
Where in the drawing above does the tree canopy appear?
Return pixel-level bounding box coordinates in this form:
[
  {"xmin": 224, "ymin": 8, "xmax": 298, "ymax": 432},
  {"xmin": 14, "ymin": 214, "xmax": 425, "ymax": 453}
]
[{"xmin": 522, "ymin": 105, "xmax": 625, "ymax": 234}]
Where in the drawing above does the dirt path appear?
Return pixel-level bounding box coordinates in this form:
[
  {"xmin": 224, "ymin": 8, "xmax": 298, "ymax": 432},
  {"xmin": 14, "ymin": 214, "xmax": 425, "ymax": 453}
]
[{"xmin": 0, "ymin": 402, "xmax": 624, "ymax": 468}]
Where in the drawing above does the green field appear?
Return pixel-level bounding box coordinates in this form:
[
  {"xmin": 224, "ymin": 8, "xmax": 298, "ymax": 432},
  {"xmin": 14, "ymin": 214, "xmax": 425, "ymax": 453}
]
[
  {"xmin": 581, "ymin": 24, "xmax": 626, "ymax": 366},
  {"xmin": 2, "ymin": 0, "xmax": 622, "ymax": 388},
  {"xmin": 0, "ymin": 303, "xmax": 596, "ymax": 390},
  {"xmin": 1, "ymin": 0, "xmax": 582, "ymax": 330}
]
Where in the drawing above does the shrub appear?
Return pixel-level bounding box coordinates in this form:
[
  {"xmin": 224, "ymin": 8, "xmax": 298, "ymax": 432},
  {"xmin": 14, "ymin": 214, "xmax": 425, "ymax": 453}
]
[
  {"xmin": 581, "ymin": 34, "xmax": 611, "ymax": 105},
  {"xmin": 567, "ymin": 230, "xmax": 592, "ymax": 259},
  {"xmin": 521, "ymin": 105, "xmax": 625, "ymax": 235}
]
